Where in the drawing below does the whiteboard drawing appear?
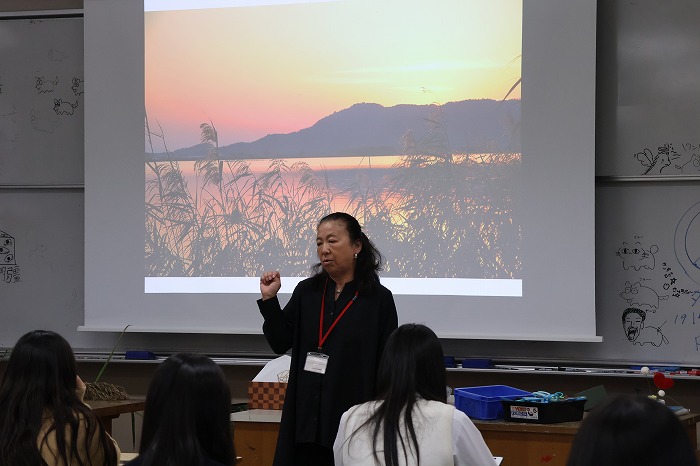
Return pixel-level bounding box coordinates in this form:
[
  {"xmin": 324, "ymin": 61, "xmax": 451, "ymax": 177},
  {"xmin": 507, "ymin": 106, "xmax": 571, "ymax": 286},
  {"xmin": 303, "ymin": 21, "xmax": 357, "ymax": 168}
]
[
  {"xmin": 619, "ymin": 281, "xmax": 669, "ymax": 311},
  {"xmin": 53, "ymin": 99, "xmax": 78, "ymax": 116},
  {"xmin": 622, "ymin": 308, "xmax": 669, "ymax": 347},
  {"xmin": 71, "ymin": 77, "xmax": 84, "ymax": 96},
  {"xmin": 0, "ymin": 230, "xmax": 15, "ymax": 265},
  {"xmin": 678, "ymin": 144, "xmax": 700, "ymax": 173},
  {"xmin": 674, "ymin": 201, "xmax": 700, "ymax": 286},
  {"xmin": 634, "ymin": 143, "xmax": 700, "ymax": 175},
  {"xmin": 616, "ymin": 241, "xmax": 658, "ymax": 270},
  {"xmin": 34, "ymin": 76, "xmax": 59, "ymax": 94},
  {"xmin": 0, "ymin": 230, "xmax": 20, "ymax": 284},
  {"xmin": 0, "ymin": 17, "xmax": 83, "ymax": 185}
]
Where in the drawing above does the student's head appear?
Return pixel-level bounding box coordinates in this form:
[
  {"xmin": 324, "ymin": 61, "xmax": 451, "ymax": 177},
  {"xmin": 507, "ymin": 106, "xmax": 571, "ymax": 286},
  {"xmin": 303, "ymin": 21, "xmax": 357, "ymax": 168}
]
[
  {"xmin": 0, "ymin": 329, "xmax": 79, "ymax": 410},
  {"xmin": 0, "ymin": 330, "xmax": 116, "ymax": 466},
  {"xmin": 139, "ymin": 353, "xmax": 235, "ymax": 466},
  {"xmin": 566, "ymin": 394, "xmax": 698, "ymax": 466},
  {"xmin": 377, "ymin": 323, "xmax": 447, "ymax": 404}
]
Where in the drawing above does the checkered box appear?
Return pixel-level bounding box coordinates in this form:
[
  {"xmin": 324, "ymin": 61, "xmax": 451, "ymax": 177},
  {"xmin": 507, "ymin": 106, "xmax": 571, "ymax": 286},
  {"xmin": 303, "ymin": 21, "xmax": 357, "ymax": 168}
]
[{"xmin": 248, "ymin": 381, "xmax": 287, "ymax": 410}]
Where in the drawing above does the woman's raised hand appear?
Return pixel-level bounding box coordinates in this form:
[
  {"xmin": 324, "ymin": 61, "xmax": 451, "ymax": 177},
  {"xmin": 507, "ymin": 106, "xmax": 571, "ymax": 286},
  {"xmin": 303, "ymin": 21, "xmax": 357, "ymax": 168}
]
[{"xmin": 260, "ymin": 271, "xmax": 281, "ymax": 300}]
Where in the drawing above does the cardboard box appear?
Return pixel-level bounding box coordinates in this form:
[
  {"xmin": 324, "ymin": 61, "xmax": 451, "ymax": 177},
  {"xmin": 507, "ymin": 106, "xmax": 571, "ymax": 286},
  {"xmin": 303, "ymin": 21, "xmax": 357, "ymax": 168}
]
[{"xmin": 248, "ymin": 381, "xmax": 287, "ymax": 410}]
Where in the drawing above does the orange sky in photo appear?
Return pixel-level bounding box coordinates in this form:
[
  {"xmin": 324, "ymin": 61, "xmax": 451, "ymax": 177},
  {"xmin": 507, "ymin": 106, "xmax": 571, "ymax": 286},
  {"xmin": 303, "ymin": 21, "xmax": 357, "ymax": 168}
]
[{"xmin": 145, "ymin": 0, "xmax": 521, "ymax": 150}]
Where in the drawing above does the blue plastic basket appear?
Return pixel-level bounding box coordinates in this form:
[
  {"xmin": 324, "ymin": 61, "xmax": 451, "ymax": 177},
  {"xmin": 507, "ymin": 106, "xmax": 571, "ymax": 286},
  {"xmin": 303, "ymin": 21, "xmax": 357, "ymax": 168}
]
[{"xmin": 454, "ymin": 385, "xmax": 533, "ymax": 420}]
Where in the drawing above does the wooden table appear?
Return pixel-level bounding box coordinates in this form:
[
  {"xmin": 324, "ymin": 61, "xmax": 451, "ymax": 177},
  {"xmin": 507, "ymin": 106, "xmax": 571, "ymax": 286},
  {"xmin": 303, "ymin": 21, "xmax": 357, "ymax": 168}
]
[
  {"xmin": 474, "ymin": 414, "xmax": 698, "ymax": 466},
  {"xmin": 88, "ymin": 398, "xmax": 146, "ymax": 435},
  {"xmin": 232, "ymin": 410, "xmax": 282, "ymax": 466},
  {"xmin": 231, "ymin": 409, "xmax": 700, "ymax": 466}
]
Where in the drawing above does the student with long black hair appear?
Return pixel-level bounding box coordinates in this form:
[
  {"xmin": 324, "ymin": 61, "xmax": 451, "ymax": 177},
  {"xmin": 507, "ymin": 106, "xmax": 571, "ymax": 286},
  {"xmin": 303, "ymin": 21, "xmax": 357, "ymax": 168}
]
[
  {"xmin": 127, "ymin": 353, "xmax": 236, "ymax": 466},
  {"xmin": 333, "ymin": 323, "xmax": 495, "ymax": 466},
  {"xmin": 0, "ymin": 330, "xmax": 120, "ymax": 466}
]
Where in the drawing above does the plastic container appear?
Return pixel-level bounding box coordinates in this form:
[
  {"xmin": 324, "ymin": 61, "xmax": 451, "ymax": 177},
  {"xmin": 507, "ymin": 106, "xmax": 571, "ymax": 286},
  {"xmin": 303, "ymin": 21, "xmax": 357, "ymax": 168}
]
[
  {"xmin": 454, "ymin": 385, "xmax": 532, "ymax": 420},
  {"xmin": 501, "ymin": 398, "xmax": 586, "ymax": 424}
]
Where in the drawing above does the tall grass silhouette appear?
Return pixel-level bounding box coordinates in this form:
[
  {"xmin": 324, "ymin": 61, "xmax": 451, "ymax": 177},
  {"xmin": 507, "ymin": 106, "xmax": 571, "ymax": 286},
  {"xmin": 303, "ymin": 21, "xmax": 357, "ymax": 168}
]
[{"xmin": 145, "ymin": 103, "xmax": 521, "ymax": 279}]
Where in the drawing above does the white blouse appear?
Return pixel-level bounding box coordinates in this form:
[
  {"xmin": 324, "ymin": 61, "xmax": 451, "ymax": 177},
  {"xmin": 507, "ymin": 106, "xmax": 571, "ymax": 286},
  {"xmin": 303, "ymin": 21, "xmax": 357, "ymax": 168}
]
[{"xmin": 334, "ymin": 399, "xmax": 496, "ymax": 466}]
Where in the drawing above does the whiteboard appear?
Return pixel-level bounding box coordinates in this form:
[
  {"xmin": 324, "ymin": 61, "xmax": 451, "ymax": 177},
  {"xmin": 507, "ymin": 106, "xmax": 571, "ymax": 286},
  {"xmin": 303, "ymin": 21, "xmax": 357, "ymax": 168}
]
[
  {"xmin": 0, "ymin": 188, "xmax": 273, "ymax": 354},
  {"xmin": 596, "ymin": 0, "xmax": 700, "ymax": 178},
  {"xmin": 0, "ymin": 190, "xmax": 86, "ymax": 346},
  {"xmin": 2, "ymin": 0, "xmax": 700, "ymax": 366},
  {"xmin": 0, "ymin": 16, "xmax": 84, "ymax": 186},
  {"xmin": 595, "ymin": 183, "xmax": 700, "ymax": 363}
]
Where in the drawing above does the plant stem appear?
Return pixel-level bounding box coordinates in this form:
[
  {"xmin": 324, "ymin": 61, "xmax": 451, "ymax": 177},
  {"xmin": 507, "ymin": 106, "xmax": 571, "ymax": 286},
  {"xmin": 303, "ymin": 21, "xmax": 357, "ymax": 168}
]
[{"xmin": 94, "ymin": 325, "xmax": 130, "ymax": 384}]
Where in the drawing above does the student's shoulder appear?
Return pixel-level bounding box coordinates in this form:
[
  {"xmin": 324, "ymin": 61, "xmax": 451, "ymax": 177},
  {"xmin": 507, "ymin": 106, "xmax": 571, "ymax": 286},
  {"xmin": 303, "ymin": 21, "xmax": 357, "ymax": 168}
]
[
  {"xmin": 451, "ymin": 405, "xmax": 483, "ymax": 431},
  {"xmin": 345, "ymin": 400, "xmax": 380, "ymax": 417},
  {"xmin": 420, "ymin": 399, "xmax": 455, "ymax": 416}
]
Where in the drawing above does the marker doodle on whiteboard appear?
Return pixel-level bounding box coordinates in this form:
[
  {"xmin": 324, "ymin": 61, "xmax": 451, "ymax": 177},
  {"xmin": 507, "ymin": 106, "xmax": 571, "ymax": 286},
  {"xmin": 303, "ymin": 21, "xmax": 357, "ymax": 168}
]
[
  {"xmin": 674, "ymin": 201, "xmax": 700, "ymax": 286},
  {"xmin": 53, "ymin": 99, "xmax": 78, "ymax": 116},
  {"xmin": 622, "ymin": 308, "xmax": 669, "ymax": 347},
  {"xmin": 0, "ymin": 230, "xmax": 21, "ymax": 284},
  {"xmin": 616, "ymin": 241, "xmax": 658, "ymax": 270},
  {"xmin": 619, "ymin": 281, "xmax": 669, "ymax": 312},
  {"xmin": 34, "ymin": 76, "xmax": 58, "ymax": 94},
  {"xmin": 634, "ymin": 143, "xmax": 700, "ymax": 175},
  {"xmin": 71, "ymin": 77, "xmax": 84, "ymax": 96}
]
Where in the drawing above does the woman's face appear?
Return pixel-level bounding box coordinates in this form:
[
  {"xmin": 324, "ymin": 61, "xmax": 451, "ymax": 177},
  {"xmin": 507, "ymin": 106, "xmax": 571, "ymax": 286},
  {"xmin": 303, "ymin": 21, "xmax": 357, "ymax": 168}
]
[{"xmin": 316, "ymin": 220, "xmax": 362, "ymax": 281}]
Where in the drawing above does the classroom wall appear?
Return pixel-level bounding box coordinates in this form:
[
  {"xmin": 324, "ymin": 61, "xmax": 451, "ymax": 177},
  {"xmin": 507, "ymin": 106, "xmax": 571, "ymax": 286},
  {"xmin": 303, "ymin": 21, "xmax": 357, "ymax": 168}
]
[{"xmin": 3, "ymin": 0, "xmax": 700, "ymax": 453}]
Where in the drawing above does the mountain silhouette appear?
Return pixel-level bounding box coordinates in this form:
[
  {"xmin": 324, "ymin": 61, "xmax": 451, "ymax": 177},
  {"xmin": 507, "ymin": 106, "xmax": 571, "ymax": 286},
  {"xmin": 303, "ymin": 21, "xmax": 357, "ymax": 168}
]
[{"xmin": 149, "ymin": 99, "xmax": 520, "ymax": 161}]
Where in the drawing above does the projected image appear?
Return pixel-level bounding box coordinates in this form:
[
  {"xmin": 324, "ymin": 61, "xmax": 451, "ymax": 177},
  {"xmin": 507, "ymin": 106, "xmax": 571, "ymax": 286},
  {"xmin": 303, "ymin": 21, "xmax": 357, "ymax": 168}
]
[{"xmin": 144, "ymin": 0, "xmax": 522, "ymax": 287}]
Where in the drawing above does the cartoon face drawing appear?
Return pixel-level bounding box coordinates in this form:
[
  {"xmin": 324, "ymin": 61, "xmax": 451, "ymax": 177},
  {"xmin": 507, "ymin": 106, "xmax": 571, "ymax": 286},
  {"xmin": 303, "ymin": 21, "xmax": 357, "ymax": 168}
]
[
  {"xmin": 622, "ymin": 308, "xmax": 645, "ymax": 342},
  {"xmin": 616, "ymin": 242, "xmax": 658, "ymax": 271},
  {"xmin": 621, "ymin": 308, "xmax": 668, "ymax": 347}
]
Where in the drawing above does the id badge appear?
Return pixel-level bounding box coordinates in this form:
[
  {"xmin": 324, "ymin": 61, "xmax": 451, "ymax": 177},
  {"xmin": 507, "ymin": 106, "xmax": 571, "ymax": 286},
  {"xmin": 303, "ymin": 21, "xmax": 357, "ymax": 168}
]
[{"xmin": 304, "ymin": 352, "xmax": 329, "ymax": 374}]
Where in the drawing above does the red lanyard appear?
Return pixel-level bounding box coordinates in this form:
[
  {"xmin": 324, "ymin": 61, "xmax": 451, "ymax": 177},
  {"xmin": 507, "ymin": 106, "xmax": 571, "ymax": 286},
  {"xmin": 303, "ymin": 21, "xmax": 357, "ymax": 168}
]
[{"xmin": 319, "ymin": 278, "xmax": 358, "ymax": 350}]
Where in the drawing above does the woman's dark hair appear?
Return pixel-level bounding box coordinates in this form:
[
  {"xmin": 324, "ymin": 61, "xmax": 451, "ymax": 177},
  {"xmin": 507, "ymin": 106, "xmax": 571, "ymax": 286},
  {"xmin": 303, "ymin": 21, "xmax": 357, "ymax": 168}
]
[
  {"xmin": 349, "ymin": 323, "xmax": 447, "ymax": 466},
  {"xmin": 138, "ymin": 353, "xmax": 235, "ymax": 466},
  {"xmin": 566, "ymin": 394, "xmax": 698, "ymax": 466},
  {"xmin": 0, "ymin": 330, "xmax": 117, "ymax": 466},
  {"xmin": 311, "ymin": 212, "xmax": 384, "ymax": 291}
]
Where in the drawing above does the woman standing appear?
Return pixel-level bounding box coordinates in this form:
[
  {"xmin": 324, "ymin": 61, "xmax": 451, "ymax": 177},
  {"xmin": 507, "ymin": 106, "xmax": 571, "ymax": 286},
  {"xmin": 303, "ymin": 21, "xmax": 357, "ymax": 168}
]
[
  {"xmin": 0, "ymin": 330, "xmax": 120, "ymax": 466},
  {"xmin": 333, "ymin": 324, "xmax": 495, "ymax": 466},
  {"xmin": 258, "ymin": 212, "xmax": 398, "ymax": 466}
]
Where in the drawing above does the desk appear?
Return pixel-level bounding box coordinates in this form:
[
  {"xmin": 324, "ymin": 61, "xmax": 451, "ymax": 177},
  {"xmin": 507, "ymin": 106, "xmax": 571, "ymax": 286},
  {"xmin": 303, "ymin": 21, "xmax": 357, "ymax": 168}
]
[
  {"xmin": 473, "ymin": 414, "xmax": 699, "ymax": 466},
  {"xmin": 231, "ymin": 409, "xmax": 700, "ymax": 466},
  {"xmin": 88, "ymin": 398, "xmax": 146, "ymax": 435},
  {"xmin": 232, "ymin": 410, "xmax": 282, "ymax": 466}
]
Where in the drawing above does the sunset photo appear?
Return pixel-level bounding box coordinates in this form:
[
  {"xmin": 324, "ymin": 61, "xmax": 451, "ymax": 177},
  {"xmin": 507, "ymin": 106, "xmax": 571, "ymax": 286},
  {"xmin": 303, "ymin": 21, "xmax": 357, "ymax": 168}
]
[{"xmin": 144, "ymin": 0, "xmax": 523, "ymax": 283}]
